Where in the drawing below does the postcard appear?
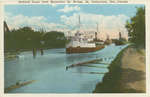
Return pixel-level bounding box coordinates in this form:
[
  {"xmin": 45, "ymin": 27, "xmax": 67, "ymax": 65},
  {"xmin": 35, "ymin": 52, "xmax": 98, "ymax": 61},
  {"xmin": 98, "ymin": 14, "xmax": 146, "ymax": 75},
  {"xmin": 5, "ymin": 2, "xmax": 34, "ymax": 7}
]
[{"xmin": 0, "ymin": 0, "xmax": 150, "ymax": 97}]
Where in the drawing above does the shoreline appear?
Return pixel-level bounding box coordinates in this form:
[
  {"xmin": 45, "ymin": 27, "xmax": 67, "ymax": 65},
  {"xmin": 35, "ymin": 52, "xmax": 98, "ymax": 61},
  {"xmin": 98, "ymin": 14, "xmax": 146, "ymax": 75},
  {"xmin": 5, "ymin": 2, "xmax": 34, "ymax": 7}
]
[
  {"xmin": 4, "ymin": 47, "xmax": 65, "ymax": 60},
  {"xmin": 93, "ymin": 45, "xmax": 146, "ymax": 93}
]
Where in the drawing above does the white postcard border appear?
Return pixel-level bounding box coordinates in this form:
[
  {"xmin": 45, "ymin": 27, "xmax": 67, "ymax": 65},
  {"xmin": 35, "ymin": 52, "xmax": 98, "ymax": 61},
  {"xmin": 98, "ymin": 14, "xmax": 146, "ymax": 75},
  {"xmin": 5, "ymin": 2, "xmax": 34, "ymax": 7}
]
[{"xmin": 0, "ymin": 0, "xmax": 149, "ymax": 97}]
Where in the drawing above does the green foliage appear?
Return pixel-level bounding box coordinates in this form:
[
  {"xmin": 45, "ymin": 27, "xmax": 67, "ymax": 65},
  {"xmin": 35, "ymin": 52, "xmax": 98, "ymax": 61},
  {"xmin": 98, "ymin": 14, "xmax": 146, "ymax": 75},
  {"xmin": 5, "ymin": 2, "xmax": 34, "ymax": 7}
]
[
  {"xmin": 4, "ymin": 27, "xmax": 67, "ymax": 51},
  {"xmin": 125, "ymin": 7, "xmax": 145, "ymax": 47},
  {"xmin": 93, "ymin": 45, "xmax": 130, "ymax": 93},
  {"xmin": 42, "ymin": 31, "xmax": 67, "ymax": 48}
]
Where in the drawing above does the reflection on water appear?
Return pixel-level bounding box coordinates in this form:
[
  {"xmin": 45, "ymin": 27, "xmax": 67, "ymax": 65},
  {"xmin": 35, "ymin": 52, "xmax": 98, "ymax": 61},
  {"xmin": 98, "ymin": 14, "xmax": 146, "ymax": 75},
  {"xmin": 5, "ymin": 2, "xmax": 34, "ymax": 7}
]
[{"xmin": 4, "ymin": 44, "xmax": 127, "ymax": 93}]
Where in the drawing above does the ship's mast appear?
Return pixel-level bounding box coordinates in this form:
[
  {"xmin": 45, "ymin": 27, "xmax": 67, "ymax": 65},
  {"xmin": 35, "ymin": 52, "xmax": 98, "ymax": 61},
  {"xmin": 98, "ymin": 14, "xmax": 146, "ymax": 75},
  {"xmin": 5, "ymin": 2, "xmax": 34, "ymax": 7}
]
[{"xmin": 79, "ymin": 15, "xmax": 81, "ymax": 30}]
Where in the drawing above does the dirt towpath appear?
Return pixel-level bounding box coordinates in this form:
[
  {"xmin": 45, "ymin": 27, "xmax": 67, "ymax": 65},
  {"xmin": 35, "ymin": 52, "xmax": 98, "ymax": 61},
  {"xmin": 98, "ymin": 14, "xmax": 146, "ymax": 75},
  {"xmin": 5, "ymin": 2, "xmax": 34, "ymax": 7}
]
[{"xmin": 120, "ymin": 47, "xmax": 146, "ymax": 92}]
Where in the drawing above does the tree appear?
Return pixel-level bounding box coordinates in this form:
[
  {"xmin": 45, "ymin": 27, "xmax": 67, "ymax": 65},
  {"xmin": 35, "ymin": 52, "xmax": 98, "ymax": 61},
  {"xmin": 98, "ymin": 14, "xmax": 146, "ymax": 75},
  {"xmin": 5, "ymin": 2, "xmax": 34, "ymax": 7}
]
[
  {"xmin": 42, "ymin": 31, "xmax": 67, "ymax": 48},
  {"xmin": 4, "ymin": 26, "xmax": 68, "ymax": 51},
  {"xmin": 125, "ymin": 7, "xmax": 145, "ymax": 47}
]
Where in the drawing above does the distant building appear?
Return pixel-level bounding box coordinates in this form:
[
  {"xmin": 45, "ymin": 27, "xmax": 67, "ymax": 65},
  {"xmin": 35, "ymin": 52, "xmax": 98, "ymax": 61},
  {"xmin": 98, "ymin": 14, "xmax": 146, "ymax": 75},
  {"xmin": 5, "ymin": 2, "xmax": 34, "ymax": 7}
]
[{"xmin": 4, "ymin": 21, "xmax": 10, "ymax": 33}]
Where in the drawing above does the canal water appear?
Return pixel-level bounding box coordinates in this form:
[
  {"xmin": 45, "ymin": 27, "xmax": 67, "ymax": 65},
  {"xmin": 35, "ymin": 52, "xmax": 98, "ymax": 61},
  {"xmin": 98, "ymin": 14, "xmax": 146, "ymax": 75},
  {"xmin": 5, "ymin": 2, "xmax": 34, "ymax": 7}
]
[{"xmin": 4, "ymin": 44, "xmax": 127, "ymax": 93}]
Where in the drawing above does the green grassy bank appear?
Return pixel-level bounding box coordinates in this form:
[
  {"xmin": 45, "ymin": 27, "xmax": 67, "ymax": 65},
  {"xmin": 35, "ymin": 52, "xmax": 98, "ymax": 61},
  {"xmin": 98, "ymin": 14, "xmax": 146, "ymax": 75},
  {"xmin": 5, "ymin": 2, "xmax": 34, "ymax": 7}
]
[{"xmin": 93, "ymin": 45, "xmax": 130, "ymax": 93}]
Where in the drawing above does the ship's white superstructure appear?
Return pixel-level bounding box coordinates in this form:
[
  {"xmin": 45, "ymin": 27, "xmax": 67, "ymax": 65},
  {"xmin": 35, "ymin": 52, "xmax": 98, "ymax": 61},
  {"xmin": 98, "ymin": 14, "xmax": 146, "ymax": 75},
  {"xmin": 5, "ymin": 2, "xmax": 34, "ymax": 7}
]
[
  {"xmin": 66, "ymin": 30, "xmax": 96, "ymax": 48},
  {"xmin": 66, "ymin": 15, "xmax": 104, "ymax": 54}
]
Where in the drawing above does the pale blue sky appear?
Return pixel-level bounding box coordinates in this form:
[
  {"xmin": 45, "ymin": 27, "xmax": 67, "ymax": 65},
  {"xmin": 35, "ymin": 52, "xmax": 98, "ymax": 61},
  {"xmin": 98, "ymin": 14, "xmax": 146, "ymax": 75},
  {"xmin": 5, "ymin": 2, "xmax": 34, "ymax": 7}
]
[
  {"xmin": 5, "ymin": 4, "xmax": 144, "ymax": 23},
  {"xmin": 4, "ymin": 4, "xmax": 145, "ymax": 34}
]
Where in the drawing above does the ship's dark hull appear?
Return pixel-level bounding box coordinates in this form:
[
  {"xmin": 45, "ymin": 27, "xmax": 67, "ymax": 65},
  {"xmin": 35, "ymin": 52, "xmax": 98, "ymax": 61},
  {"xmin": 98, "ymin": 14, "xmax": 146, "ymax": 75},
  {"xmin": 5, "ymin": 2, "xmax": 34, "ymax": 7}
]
[{"xmin": 66, "ymin": 45, "xmax": 105, "ymax": 54}]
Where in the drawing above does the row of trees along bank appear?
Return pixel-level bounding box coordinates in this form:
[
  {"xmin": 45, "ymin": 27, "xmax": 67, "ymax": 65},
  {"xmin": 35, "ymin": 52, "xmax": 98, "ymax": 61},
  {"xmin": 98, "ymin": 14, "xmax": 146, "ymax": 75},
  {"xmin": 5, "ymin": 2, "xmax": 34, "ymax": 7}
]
[
  {"xmin": 125, "ymin": 7, "xmax": 145, "ymax": 48},
  {"xmin": 4, "ymin": 27, "xmax": 69, "ymax": 52}
]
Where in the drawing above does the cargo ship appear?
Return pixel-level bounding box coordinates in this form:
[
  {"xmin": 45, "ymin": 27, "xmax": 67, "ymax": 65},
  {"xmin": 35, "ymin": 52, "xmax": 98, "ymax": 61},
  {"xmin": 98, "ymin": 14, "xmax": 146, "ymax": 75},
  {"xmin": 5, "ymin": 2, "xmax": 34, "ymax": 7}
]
[{"xmin": 66, "ymin": 16, "xmax": 105, "ymax": 54}]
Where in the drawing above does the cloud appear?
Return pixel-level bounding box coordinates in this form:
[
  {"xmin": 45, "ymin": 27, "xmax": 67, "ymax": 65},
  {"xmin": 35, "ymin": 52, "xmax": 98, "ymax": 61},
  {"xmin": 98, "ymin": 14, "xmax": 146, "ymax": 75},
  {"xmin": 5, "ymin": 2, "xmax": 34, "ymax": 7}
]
[
  {"xmin": 60, "ymin": 12, "xmax": 129, "ymax": 40},
  {"xmin": 58, "ymin": 5, "xmax": 80, "ymax": 13},
  {"xmin": 5, "ymin": 12, "xmax": 129, "ymax": 40},
  {"xmin": 4, "ymin": 12, "xmax": 67, "ymax": 32}
]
